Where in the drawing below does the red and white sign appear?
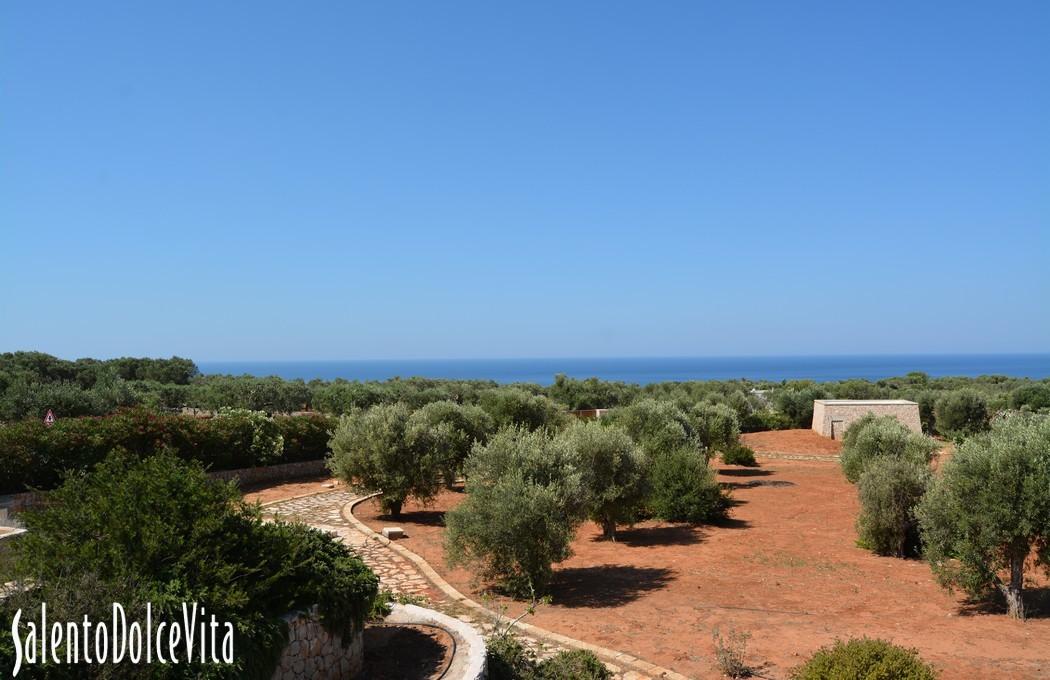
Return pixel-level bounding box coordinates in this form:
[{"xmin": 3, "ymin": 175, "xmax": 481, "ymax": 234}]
[{"xmin": 44, "ymin": 409, "xmax": 56, "ymax": 427}]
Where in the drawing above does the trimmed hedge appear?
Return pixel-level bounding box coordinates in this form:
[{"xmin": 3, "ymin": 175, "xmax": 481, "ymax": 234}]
[{"xmin": 0, "ymin": 407, "xmax": 336, "ymax": 494}]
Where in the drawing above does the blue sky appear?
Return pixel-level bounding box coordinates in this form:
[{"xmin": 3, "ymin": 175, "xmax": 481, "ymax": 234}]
[{"xmin": 2, "ymin": 2, "xmax": 1047, "ymax": 361}]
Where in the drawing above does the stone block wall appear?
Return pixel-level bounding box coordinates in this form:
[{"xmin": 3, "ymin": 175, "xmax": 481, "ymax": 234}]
[
  {"xmin": 271, "ymin": 608, "xmax": 363, "ymax": 680},
  {"xmin": 812, "ymin": 400, "xmax": 922, "ymax": 439}
]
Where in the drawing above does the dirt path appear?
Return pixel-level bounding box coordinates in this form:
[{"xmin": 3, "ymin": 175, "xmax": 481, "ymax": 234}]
[{"xmin": 354, "ymin": 459, "xmax": 1050, "ymax": 679}]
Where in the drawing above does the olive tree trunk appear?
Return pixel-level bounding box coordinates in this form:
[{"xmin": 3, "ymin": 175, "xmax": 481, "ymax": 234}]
[
  {"xmin": 999, "ymin": 552, "xmax": 1026, "ymax": 620},
  {"xmin": 601, "ymin": 517, "xmax": 617, "ymax": 541}
]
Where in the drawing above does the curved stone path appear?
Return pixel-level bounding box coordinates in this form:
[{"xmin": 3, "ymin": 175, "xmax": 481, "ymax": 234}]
[{"xmin": 264, "ymin": 490, "xmax": 676, "ymax": 680}]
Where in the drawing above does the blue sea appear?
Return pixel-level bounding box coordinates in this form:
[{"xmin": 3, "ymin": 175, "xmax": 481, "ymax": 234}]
[{"xmin": 197, "ymin": 354, "xmax": 1050, "ymax": 385}]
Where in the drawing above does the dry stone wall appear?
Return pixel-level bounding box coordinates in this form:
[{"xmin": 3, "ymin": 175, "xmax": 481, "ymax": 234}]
[{"xmin": 271, "ymin": 608, "xmax": 363, "ymax": 680}]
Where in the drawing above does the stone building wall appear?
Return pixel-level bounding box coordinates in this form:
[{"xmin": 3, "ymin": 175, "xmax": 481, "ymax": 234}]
[
  {"xmin": 812, "ymin": 399, "xmax": 922, "ymax": 439},
  {"xmin": 271, "ymin": 608, "xmax": 363, "ymax": 680}
]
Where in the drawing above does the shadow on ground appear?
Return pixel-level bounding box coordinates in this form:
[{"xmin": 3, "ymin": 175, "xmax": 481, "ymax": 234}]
[
  {"xmin": 718, "ymin": 468, "xmax": 774, "ymax": 477},
  {"xmin": 610, "ymin": 524, "xmax": 704, "ymax": 547},
  {"xmin": 363, "ymin": 624, "xmax": 452, "ymax": 679},
  {"xmin": 550, "ymin": 565, "xmax": 675, "ymax": 608},
  {"xmin": 957, "ymin": 587, "xmax": 1050, "ymax": 620}
]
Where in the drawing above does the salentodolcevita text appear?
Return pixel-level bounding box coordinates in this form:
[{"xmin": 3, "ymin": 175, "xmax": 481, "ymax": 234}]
[{"xmin": 10, "ymin": 603, "xmax": 234, "ymax": 676}]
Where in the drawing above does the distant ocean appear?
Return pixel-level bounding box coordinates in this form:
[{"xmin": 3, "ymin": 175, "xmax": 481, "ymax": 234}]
[{"xmin": 197, "ymin": 354, "xmax": 1050, "ymax": 385}]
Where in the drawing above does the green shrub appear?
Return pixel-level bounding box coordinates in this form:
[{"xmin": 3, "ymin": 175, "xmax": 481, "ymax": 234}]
[
  {"xmin": 689, "ymin": 403, "xmax": 741, "ymax": 453},
  {"xmin": 721, "ymin": 444, "xmax": 758, "ymax": 467},
  {"xmin": 1010, "ymin": 383, "xmax": 1050, "ymax": 411},
  {"xmin": 536, "ymin": 649, "xmax": 611, "ymax": 680},
  {"xmin": 407, "ymin": 400, "xmax": 494, "ymax": 484},
  {"xmin": 605, "ymin": 399, "xmax": 700, "ymax": 458},
  {"xmin": 856, "ymin": 457, "xmax": 930, "ymax": 557},
  {"xmin": 2, "ymin": 450, "xmax": 378, "ymax": 679},
  {"xmin": 649, "ymin": 447, "xmax": 729, "ymax": 522},
  {"xmin": 327, "ymin": 402, "xmax": 442, "ymax": 517},
  {"xmin": 773, "ymin": 385, "xmax": 827, "ymax": 429},
  {"xmin": 712, "ymin": 626, "xmax": 753, "ymax": 678},
  {"xmin": 445, "ymin": 428, "xmax": 587, "ymax": 595},
  {"xmin": 739, "ymin": 409, "xmax": 792, "ymax": 433},
  {"xmin": 933, "ymin": 389, "xmax": 989, "ymax": 439},
  {"xmin": 840, "ymin": 413, "xmax": 879, "ymax": 451},
  {"xmin": 480, "ymin": 388, "xmax": 567, "ymax": 431},
  {"xmin": 791, "ymin": 638, "xmax": 938, "ymax": 680},
  {"xmin": 486, "ymin": 632, "xmax": 537, "ymax": 680},
  {"xmin": 916, "ymin": 414, "xmax": 1050, "ymax": 619},
  {"xmin": 840, "ymin": 417, "xmax": 939, "ymax": 483},
  {"xmin": 557, "ymin": 421, "xmax": 648, "ymax": 540}
]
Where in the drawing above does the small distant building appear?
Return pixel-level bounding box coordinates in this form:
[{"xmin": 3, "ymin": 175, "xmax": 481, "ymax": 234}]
[
  {"xmin": 812, "ymin": 399, "xmax": 921, "ymax": 440},
  {"xmin": 567, "ymin": 408, "xmax": 610, "ymax": 420}
]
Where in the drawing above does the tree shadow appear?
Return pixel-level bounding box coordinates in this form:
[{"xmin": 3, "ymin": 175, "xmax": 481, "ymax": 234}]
[
  {"xmin": 723, "ymin": 479, "xmax": 796, "ymax": 490},
  {"xmin": 718, "ymin": 468, "xmax": 774, "ymax": 477},
  {"xmin": 608, "ymin": 524, "xmax": 704, "ymax": 547},
  {"xmin": 709, "ymin": 515, "xmax": 751, "ymax": 530},
  {"xmin": 364, "ymin": 624, "xmax": 451, "ymax": 679},
  {"xmin": 956, "ymin": 587, "xmax": 1050, "ymax": 620},
  {"xmin": 549, "ymin": 565, "xmax": 675, "ymax": 608},
  {"xmin": 391, "ymin": 510, "xmax": 447, "ymax": 527}
]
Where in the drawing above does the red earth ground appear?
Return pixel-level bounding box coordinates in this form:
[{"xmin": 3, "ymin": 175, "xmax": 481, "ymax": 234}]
[
  {"xmin": 242, "ymin": 475, "xmax": 342, "ymax": 504},
  {"xmin": 355, "ymin": 433, "xmax": 1050, "ymax": 679}
]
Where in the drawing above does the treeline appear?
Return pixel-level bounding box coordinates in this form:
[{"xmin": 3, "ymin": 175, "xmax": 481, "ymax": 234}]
[{"xmin": 4, "ymin": 352, "xmax": 1050, "ymax": 437}]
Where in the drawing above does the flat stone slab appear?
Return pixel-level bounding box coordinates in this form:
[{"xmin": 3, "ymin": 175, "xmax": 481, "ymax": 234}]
[{"xmin": 381, "ymin": 527, "xmax": 405, "ymax": 540}]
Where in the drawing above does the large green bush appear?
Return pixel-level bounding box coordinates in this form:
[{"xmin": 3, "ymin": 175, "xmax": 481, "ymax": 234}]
[
  {"xmin": 688, "ymin": 403, "xmax": 741, "ymax": 453},
  {"xmin": 605, "ymin": 399, "xmax": 700, "ymax": 458},
  {"xmin": 933, "ymin": 389, "xmax": 989, "ymax": 439},
  {"xmin": 327, "ymin": 402, "xmax": 442, "ymax": 517},
  {"xmin": 445, "ymin": 428, "xmax": 587, "ymax": 595},
  {"xmin": 856, "ymin": 457, "xmax": 930, "ymax": 557},
  {"xmin": 480, "ymin": 388, "xmax": 567, "ymax": 431},
  {"xmin": 1010, "ymin": 383, "xmax": 1050, "ymax": 411},
  {"xmin": 648, "ymin": 447, "xmax": 729, "ymax": 522},
  {"xmin": 407, "ymin": 400, "xmax": 494, "ymax": 484},
  {"xmin": 791, "ymin": 638, "xmax": 938, "ymax": 680},
  {"xmin": 0, "ymin": 451, "xmax": 378, "ymax": 679},
  {"xmin": 0, "ymin": 408, "xmax": 335, "ymax": 494},
  {"xmin": 840, "ymin": 417, "xmax": 939, "ymax": 483},
  {"xmin": 916, "ymin": 414, "xmax": 1050, "ymax": 619},
  {"xmin": 557, "ymin": 421, "xmax": 648, "ymax": 540},
  {"xmin": 772, "ymin": 385, "xmax": 827, "ymax": 428}
]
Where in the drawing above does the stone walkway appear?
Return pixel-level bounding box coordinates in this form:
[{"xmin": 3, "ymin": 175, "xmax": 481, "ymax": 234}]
[{"xmin": 264, "ymin": 490, "xmax": 662, "ymax": 679}]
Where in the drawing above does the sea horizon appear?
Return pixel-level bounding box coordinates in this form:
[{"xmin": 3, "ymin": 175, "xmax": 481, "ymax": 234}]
[{"xmin": 197, "ymin": 353, "xmax": 1050, "ymax": 385}]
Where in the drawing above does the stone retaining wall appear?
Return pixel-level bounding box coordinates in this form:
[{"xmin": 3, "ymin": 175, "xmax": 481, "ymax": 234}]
[{"xmin": 272, "ymin": 608, "xmax": 363, "ymax": 680}]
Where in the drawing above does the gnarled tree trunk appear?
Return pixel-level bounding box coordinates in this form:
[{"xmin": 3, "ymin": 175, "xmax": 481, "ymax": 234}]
[{"xmin": 999, "ymin": 552, "xmax": 1026, "ymax": 620}]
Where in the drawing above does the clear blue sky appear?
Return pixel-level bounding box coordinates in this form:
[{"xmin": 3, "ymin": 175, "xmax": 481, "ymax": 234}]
[{"xmin": 2, "ymin": 2, "xmax": 1047, "ymax": 361}]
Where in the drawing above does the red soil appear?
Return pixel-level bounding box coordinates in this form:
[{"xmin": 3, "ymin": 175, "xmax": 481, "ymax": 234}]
[
  {"xmin": 355, "ymin": 460, "xmax": 1049, "ymax": 679},
  {"xmin": 741, "ymin": 429, "xmax": 842, "ymax": 456},
  {"xmin": 242, "ymin": 476, "xmax": 343, "ymax": 505}
]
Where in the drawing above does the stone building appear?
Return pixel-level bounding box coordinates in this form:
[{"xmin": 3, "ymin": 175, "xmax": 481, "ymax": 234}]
[{"xmin": 811, "ymin": 399, "xmax": 922, "ymax": 440}]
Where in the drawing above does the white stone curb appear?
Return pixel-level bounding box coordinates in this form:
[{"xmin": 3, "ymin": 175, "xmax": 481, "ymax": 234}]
[{"xmin": 386, "ymin": 603, "xmax": 487, "ymax": 680}]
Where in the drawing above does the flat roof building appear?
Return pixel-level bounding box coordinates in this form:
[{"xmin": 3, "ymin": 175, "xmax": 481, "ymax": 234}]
[{"xmin": 812, "ymin": 399, "xmax": 921, "ymax": 440}]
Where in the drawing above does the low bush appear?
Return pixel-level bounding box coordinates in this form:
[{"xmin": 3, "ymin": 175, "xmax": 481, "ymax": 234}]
[
  {"xmin": 840, "ymin": 417, "xmax": 939, "ymax": 483},
  {"xmin": 791, "ymin": 638, "xmax": 938, "ymax": 680},
  {"xmin": 649, "ymin": 447, "xmax": 729, "ymax": 522},
  {"xmin": 535, "ymin": 650, "xmax": 611, "ymax": 680},
  {"xmin": 856, "ymin": 457, "xmax": 930, "ymax": 557},
  {"xmin": 445, "ymin": 428, "xmax": 587, "ymax": 595},
  {"xmin": 713, "ymin": 627, "xmax": 753, "ymax": 678},
  {"xmin": 721, "ymin": 443, "xmax": 758, "ymax": 467},
  {"xmin": 933, "ymin": 389, "xmax": 989, "ymax": 439},
  {"xmin": 486, "ymin": 635, "xmax": 610, "ymax": 680}
]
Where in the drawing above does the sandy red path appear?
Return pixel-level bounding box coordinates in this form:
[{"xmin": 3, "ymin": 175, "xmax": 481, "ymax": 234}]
[
  {"xmin": 355, "ymin": 458, "xmax": 1049, "ymax": 679},
  {"xmin": 242, "ymin": 476, "xmax": 342, "ymax": 504},
  {"xmin": 742, "ymin": 429, "xmax": 842, "ymax": 455}
]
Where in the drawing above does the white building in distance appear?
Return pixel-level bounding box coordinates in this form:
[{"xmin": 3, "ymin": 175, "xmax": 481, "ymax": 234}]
[{"xmin": 812, "ymin": 399, "xmax": 922, "ymax": 440}]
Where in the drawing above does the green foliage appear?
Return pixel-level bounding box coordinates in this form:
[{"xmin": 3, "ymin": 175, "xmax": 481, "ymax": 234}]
[
  {"xmin": 557, "ymin": 421, "xmax": 648, "ymax": 540},
  {"xmin": 648, "ymin": 446, "xmax": 729, "ymax": 522},
  {"xmin": 933, "ymin": 389, "xmax": 989, "ymax": 439},
  {"xmin": 840, "ymin": 417, "xmax": 939, "ymax": 484},
  {"xmin": 916, "ymin": 414, "xmax": 1050, "ymax": 619},
  {"xmin": 548, "ymin": 374, "xmax": 638, "ymax": 410},
  {"xmin": 445, "ymin": 428, "xmax": 587, "ymax": 595},
  {"xmin": 772, "ymin": 385, "xmax": 827, "ymax": 428},
  {"xmin": 327, "ymin": 403, "xmax": 442, "ymax": 517},
  {"xmin": 605, "ymin": 399, "xmax": 700, "ymax": 458},
  {"xmin": 688, "ymin": 403, "xmax": 741, "ymax": 452},
  {"xmin": 407, "ymin": 400, "xmax": 494, "ymax": 484},
  {"xmin": 0, "ymin": 407, "xmax": 334, "ymax": 494},
  {"xmin": 1011, "ymin": 383, "xmax": 1050, "ymax": 411},
  {"xmin": 712, "ymin": 627, "xmax": 753, "ymax": 678},
  {"xmin": 791, "ymin": 638, "xmax": 938, "ymax": 680},
  {"xmin": 535, "ymin": 650, "xmax": 611, "ymax": 680},
  {"xmin": 1, "ymin": 451, "xmax": 378, "ymax": 679},
  {"xmin": 480, "ymin": 388, "xmax": 568, "ymax": 431},
  {"xmin": 721, "ymin": 443, "xmax": 758, "ymax": 467},
  {"xmin": 856, "ymin": 457, "xmax": 931, "ymax": 557}
]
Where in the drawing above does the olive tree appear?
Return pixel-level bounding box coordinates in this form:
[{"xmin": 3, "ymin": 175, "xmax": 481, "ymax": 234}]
[
  {"xmin": 856, "ymin": 456, "xmax": 931, "ymax": 557},
  {"xmin": 407, "ymin": 400, "xmax": 494, "ymax": 485},
  {"xmin": 557, "ymin": 421, "xmax": 648, "ymax": 540},
  {"xmin": 604, "ymin": 398, "xmax": 699, "ymax": 458},
  {"xmin": 444, "ymin": 427, "xmax": 587, "ymax": 595},
  {"xmin": 480, "ymin": 388, "xmax": 567, "ymax": 431},
  {"xmin": 840, "ymin": 416, "xmax": 939, "ymax": 483},
  {"xmin": 688, "ymin": 402, "xmax": 741, "ymax": 453},
  {"xmin": 916, "ymin": 415, "xmax": 1050, "ymax": 619},
  {"xmin": 327, "ymin": 403, "xmax": 442, "ymax": 518},
  {"xmin": 933, "ymin": 389, "xmax": 989, "ymax": 439}
]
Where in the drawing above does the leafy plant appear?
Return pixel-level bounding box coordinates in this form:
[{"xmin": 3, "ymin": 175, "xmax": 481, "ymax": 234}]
[
  {"xmin": 712, "ymin": 626, "xmax": 753, "ymax": 678},
  {"xmin": 933, "ymin": 389, "xmax": 990, "ymax": 439},
  {"xmin": 721, "ymin": 443, "xmax": 758, "ymax": 467},
  {"xmin": 840, "ymin": 417, "xmax": 939, "ymax": 484},
  {"xmin": 649, "ymin": 446, "xmax": 729, "ymax": 523},
  {"xmin": 791, "ymin": 638, "xmax": 938, "ymax": 680},
  {"xmin": 856, "ymin": 456, "xmax": 930, "ymax": 557}
]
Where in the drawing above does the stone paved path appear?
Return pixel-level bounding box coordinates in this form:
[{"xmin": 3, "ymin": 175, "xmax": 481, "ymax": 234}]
[{"xmin": 264, "ymin": 490, "xmax": 659, "ymax": 679}]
